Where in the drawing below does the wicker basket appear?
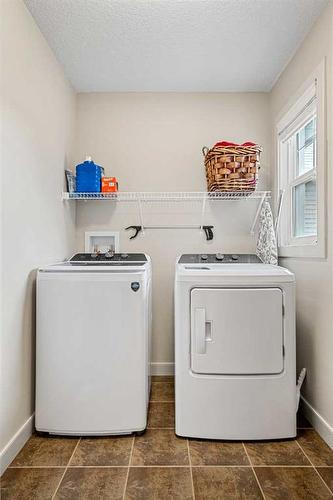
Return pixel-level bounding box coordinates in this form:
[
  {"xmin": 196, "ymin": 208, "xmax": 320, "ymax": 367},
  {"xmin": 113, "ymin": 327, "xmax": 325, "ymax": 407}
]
[{"xmin": 203, "ymin": 142, "xmax": 262, "ymax": 192}]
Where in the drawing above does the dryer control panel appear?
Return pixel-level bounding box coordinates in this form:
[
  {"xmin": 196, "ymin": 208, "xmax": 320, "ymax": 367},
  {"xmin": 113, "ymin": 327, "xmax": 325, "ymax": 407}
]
[{"xmin": 178, "ymin": 254, "xmax": 262, "ymax": 264}]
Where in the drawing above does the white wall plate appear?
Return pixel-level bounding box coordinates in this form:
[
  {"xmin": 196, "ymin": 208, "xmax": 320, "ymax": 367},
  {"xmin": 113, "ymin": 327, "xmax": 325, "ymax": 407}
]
[{"xmin": 85, "ymin": 231, "xmax": 120, "ymax": 253}]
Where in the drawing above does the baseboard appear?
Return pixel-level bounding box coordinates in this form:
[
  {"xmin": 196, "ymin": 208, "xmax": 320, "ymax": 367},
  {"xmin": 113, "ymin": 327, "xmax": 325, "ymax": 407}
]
[
  {"xmin": 151, "ymin": 362, "xmax": 174, "ymax": 376},
  {"xmin": 0, "ymin": 414, "xmax": 34, "ymax": 475},
  {"xmin": 301, "ymin": 396, "xmax": 333, "ymax": 449}
]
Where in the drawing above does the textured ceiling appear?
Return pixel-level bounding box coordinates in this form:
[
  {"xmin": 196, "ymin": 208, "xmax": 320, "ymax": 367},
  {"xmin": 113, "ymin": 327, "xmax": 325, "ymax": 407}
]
[{"xmin": 24, "ymin": 0, "xmax": 328, "ymax": 92}]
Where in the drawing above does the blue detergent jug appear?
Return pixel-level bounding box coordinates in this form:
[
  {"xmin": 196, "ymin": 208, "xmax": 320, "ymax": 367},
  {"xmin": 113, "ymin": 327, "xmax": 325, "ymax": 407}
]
[{"xmin": 76, "ymin": 156, "xmax": 103, "ymax": 192}]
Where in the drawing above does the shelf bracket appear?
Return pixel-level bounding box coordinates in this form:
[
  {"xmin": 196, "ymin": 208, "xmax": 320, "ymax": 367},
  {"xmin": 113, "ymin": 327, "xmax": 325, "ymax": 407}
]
[
  {"xmin": 274, "ymin": 189, "xmax": 285, "ymax": 236},
  {"xmin": 137, "ymin": 196, "xmax": 145, "ymax": 235},
  {"xmin": 250, "ymin": 191, "xmax": 267, "ymax": 235},
  {"xmin": 200, "ymin": 195, "xmax": 207, "ymax": 232}
]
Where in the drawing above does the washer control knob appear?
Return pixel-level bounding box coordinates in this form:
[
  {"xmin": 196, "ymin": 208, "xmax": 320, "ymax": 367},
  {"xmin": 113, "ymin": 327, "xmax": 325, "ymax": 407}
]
[
  {"xmin": 216, "ymin": 253, "xmax": 224, "ymax": 261},
  {"xmin": 121, "ymin": 253, "xmax": 129, "ymax": 259},
  {"xmin": 201, "ymin": 254, "xmax": 208, "ymax": 261},
  {"xmin": 231, "ymin": 254, "xmax": 239, "ymax": 261}
]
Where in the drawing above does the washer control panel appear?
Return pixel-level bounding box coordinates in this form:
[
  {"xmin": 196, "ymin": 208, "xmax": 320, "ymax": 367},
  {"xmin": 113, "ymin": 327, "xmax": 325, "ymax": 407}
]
[
  {"xmin": 178, "ymin": 254, "xmax": 262, "ymax": 264},
  {"xmin": 69, "ymin": 253, "xmax": 147, "ymax": 265}
]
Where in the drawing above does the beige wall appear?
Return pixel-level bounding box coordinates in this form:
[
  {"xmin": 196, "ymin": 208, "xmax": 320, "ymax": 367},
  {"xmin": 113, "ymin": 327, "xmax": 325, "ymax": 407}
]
[
  {"xmin": 0, "ymin": 0, "xmax": 76, "ymax": 464},
  {"xmin": 270, "ymin": 1, "xmax": 333, "ymax": 440},
  {"xmin": 74, "ymin": 93, "xmax": 271, "ymax": 365}
]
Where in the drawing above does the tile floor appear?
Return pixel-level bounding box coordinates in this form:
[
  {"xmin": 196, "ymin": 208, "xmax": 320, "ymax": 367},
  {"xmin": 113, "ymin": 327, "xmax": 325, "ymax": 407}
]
[{"xmin": 1, "ymin": 376, "xmax": 333, "ymax": 499}]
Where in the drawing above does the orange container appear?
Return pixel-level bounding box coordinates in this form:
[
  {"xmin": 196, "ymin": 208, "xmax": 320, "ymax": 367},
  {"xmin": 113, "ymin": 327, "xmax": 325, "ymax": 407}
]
[{"xmin": 101, "ymin": 177, "xmax": 118, "ymax": 192}]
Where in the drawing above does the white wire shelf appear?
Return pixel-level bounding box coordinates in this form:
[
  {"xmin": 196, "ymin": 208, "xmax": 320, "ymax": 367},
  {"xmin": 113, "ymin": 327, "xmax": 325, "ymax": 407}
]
[{"xmin": 62, "ymin": 191, "xmax": 271, "ymax": 201}]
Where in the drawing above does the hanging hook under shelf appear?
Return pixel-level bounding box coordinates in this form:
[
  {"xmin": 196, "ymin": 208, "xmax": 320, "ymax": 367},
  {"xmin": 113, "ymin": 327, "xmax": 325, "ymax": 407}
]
[
  {"xmin": 203, "ymin": 226, "xmax": 214, "ymax": 241},
  {"xmin": 125, "ymin": 225, "xmax": 143, "ymax": 239},
  {"xmin": 125, "ymin": 225, "xmax": 214, "ymax": 241}
]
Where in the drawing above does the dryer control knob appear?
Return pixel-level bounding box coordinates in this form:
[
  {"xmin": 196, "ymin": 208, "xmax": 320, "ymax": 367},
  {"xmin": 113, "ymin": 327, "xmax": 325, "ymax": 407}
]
[
  {"xmin": 121, "ymin": 253, "xmax": 129, "ymax": 259},
  {"xmin": 231, "ymin": 254, "xmax": 239, "ymax": 261},
  {"xmin": 200, "ymin": 254, "xmax": 208, "ymax": 261},
  {"xmin": 216, "ymin": 253, "xmax": 224, "ymax": 261}
]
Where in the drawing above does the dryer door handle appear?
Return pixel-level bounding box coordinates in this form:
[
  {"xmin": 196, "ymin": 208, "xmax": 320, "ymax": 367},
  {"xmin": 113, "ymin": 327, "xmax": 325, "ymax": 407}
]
[{"xmin": 194, "ymin": 308, "xmax": 207, "ymax": 354}]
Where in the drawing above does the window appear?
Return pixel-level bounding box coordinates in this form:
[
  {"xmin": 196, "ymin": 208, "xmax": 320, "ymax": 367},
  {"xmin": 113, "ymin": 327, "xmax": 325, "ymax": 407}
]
[{"xmin": 276, "ymin": 60, "xmax": 326, "ymax": 258}]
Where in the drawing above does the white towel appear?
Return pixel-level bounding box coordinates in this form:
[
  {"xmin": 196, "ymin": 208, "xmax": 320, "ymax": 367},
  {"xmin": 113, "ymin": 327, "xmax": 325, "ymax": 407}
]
[{"xmin": 256, "ymin": 201, "xmax": 278, "ymax": 265}]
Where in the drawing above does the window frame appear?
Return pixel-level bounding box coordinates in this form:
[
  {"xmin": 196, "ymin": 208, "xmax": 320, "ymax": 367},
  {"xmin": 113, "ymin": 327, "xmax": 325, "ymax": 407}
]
[{"xmin": 276, "ymin": 60, "xmax": 326, "ymax": 259}]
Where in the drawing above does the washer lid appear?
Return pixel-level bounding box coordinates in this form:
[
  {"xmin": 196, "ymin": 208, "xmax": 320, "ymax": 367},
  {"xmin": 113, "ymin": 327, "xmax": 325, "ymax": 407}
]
[{"xmin": 38, "ymin": 254, "xmax": 151, "ymax": 272}]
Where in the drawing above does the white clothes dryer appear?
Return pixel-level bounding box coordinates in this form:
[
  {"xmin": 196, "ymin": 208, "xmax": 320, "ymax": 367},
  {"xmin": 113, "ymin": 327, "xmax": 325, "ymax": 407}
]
[{"xmin": 174, "ymin": 254, "xmax": 296, "ymax": 440}]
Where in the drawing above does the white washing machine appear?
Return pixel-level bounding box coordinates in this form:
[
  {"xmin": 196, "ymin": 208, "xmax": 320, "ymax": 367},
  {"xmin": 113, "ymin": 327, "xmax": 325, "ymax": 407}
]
[
  {"xmin": 174, "ymin": 253, "xmax": 296, "ymax": 440},
  {"xmin": 36, "ymin": 253, "xmax": 152, "ymax": 435}
]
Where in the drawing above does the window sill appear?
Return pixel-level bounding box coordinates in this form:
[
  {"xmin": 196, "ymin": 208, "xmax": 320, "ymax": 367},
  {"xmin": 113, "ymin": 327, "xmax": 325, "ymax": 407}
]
[{"xmin": 279, "ymin": 242, "xmax": 325, "ymax": 259}]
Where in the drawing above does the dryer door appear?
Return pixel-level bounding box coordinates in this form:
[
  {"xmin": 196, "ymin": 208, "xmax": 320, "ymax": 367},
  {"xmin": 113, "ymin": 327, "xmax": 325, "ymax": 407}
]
[{"xmin": 190, "ymin": 288, "xmax": 283, "ymax": 375}]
